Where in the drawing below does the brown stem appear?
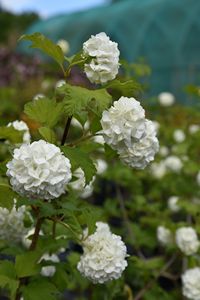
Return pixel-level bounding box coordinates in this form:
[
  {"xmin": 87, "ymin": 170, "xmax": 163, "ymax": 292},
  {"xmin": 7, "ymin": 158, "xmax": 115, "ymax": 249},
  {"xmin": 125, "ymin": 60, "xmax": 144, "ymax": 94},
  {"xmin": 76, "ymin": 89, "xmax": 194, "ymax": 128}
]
[
  {"xmin": 29, "ymin": 216, "xmax": 43, "ymax": 251},
  {"xmin": 61, "ymin": 116, "xmax": 72, "ymax": 146}
]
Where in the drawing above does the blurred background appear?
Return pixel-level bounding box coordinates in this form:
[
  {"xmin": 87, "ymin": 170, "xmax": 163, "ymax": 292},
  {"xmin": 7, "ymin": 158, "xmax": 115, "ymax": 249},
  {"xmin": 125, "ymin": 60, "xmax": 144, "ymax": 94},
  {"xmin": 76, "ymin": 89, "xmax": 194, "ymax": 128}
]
[{"xmin": 1, "ymin": 0, "xmax": 200, "ymax": 105}]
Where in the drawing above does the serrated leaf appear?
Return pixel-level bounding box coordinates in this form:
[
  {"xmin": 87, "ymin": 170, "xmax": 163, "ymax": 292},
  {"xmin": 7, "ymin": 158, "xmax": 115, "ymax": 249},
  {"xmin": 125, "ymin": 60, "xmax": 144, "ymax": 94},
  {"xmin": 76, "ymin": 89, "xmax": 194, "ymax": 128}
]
[
  {"xmin": 0, "ymin": 184, "xmax": 16, "ymax": 209},
  {"xmin": 106, "ymin": 79, "xmax": 141, "ymax": 98},
  {"xmin": 15, "ymin": 250, "xmax": 42, "ymax": 278},
  {"xmin": 20, "ymin": 33, "xmax": 64, "ymax": 68},
  {"xmin": 38, "ymin": 127, "xmax": 56, "ymax": 143},
  {"xmin": 61, "ymin": 146, "xmax": 96, "ymax": 184},
  {"xmin": 0, "ymin": 126, "xmax": 24, "ymax": 143},
  {"xmin": 58, "ymin": 83, "xmax": 112, "ymax": 116},
  {"xmin": 24, "ymin": 98, "xmax": 64, "ymax": 128},
  {"xmin": 22, "ymin": 280, "xmax": 58, "ymax": 300},
  {"xmin": 0, "ymin": 275, "xmax": 19, "ymax": 299}
]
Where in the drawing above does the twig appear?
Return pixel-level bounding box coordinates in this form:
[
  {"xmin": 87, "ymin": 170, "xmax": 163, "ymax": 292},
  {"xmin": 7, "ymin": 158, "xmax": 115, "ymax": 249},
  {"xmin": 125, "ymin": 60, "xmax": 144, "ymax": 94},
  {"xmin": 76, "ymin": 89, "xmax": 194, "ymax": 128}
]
[
  {"xmin": 61, "ymin": 116, "xmax": 72, "ymax": 146},
  {"xmin": 29, "ymin": 216, "xmax": 43, "ymax": 250}
]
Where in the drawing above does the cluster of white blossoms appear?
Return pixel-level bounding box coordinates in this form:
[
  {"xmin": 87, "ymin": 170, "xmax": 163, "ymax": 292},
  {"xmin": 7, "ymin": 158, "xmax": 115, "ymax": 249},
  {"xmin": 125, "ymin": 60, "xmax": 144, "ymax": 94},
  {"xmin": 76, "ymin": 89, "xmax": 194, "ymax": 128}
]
[
  {"xmin": 189, "ymin": 124, "xmax": 200, "ymax": 134},
  {"xmin": 77, "ymin": 222, "xmax": 128, "ymax": 284},
  {"xmin": 164, "ymin": 155, "xmax": 183, "ymax": 172},
  {"xmin": 40, "ymin": 253, "xmax": 60, "ymax": 277},
  {"xmin": 83, "ymin": 32, "xmax": 120, "ymax": 84},
  {"xmin": 7, "ymin": 120, "xmax": 31, "ymax": 144},
  {"xmin": 101, "ymin": 97, "xmax": 159, "ymax": 169},
  {"xmin": 0, "ymin": 200, "xmax": 29, "ymax": 243},
  {"xmin": 168, "ymin": 196, "xmax": 180, "ymax": 212},
  {"xmin": 173, "ymin": 129, "xmax": 185, "ymax": 143},
  {"xmin": 6, "ymin": 140, "xmax": 72, "ymax": 200},
  {"xmin": 151, "ymin": 155, "xmax": 183, "ymax": 179},
  {"xmin": 158, "ymin": 92, "xmax": 175, "ymax": 107},
  {"xmin": 175, "ymin": 227, "xmax": 200, "ymax": 255},
  {"xmin": 157, "ymin": 226, "xmax": 173, "ymax": 246},
  {"xmin": 182, "ymin": 267, "xmax": 200, "ymax": 300}
]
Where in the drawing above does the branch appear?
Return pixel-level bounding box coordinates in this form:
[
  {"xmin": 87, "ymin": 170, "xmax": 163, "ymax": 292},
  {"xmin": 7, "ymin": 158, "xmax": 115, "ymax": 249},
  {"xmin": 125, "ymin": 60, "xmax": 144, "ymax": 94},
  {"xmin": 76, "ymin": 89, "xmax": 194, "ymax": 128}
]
[
  {"xmin": 29, "ymin": 215, "xmax": 43, "ymax": 251},
  {"xmin": 61, "ymin": 116, "xmax": 72, "ymax": 146}
]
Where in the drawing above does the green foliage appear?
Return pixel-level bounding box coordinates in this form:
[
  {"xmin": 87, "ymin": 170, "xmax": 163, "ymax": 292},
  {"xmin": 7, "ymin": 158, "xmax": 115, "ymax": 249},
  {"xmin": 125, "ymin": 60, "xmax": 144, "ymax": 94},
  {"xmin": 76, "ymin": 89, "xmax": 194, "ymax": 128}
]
[
  {"xmin": 20, "ymin": 33, "xmax": 65, "ymax": 69},
  {"xmin": 38, "ymin": 127, "xmax": 56, "ymax": 143},
  {"xmin": 61, "ymin": 146, "xmax": 96, "ymax": 184},
  {"xmin": 0, "ymin": 261, "xmax": 19, "ymax": 299},
  {"xmin": 22, "ymin": 280, "xmax": 58, "ymax": 300},
  {"xmin": 58, "ymin": 83, "xmax": 112, "ymax": 116},
  {"xmin": 0, "ymin": 185, "xmax": 16, "ymax": 209},
  {"xmin": 24, "ymin": 97, "xmax": 64, "ymax": 128},
  {"xmin": 0, "ymin": 126, "xmax": 24, "ymax": 143},
  {"xmin": 106, "ymin": 79, "xmax": 141, "ymax": 98},
  {"xmin": 15, "ymin": 250, "xmax": 42, "ymax": 278}
]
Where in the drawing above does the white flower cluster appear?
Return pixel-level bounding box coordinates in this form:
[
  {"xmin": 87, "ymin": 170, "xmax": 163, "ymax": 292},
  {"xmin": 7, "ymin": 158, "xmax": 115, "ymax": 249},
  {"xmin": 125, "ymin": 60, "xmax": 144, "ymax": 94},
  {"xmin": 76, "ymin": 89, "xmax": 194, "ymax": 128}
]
[
  {"xmin": 151, "ymin": 155, "xmax": 183, "ymax": 179},
  {"xmin": 182, "ymin": 267, "xmax": 200, "ymax": 300},
  {"xmin": 168, "ymin": 196, "xmax": 180, "ymax": 212},
  {"xmin": 158, "ymin": 92, "xmax": 175, "ymax": 106},
  {"xmin": 40, "ymin": 253, "xmax": 60, "ymax": 277},
  {"xmin": 7, "ymin": 120, "xmax": 31, "ymax": 144},
  {"xmin": 0, "ymin": 200, "xmax": 29, "ymax": 243},
  {"xmin": 101, "ymin": 97, "xmax": 159, "ymax": 169},
  {"xmin": 157, "ymin": 226, "xmax": 173, "ymax": 246},
  {"xmin": 57, "ymin": 39, "xmax": 70, "ymax": 54},
  {"xmin": 6, "ymin": 140, "xmax": 72, "ymax": 200},
  {"xmin": 176, "ymin": 227, "xmax": 200, "ymax": 255},
  {"xmin": 164, "ymin": 155, "xmax": 183, "ymax": 172},
  {"xmin": 173, "ymin": 129, "xmax": 185, "ymax": 143},
  {"xmin": 189, "ymin": 124, "xmax": 200, "ymax": 134},
  {"xmin": 77, "ymin": 222, "xmax": 128, "ymax": 283},
  {"xmin": 83, "ymin": 32, "xmax": 120, "ymax": 84}
]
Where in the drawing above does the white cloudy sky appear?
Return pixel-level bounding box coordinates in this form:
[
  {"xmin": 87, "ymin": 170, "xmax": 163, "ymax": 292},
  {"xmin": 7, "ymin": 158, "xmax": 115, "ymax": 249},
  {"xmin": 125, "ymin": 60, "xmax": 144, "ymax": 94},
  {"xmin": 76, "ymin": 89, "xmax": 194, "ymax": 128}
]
[{"xmin": 1, "ymin": 0, "xmax": 106, "ymax": 17}]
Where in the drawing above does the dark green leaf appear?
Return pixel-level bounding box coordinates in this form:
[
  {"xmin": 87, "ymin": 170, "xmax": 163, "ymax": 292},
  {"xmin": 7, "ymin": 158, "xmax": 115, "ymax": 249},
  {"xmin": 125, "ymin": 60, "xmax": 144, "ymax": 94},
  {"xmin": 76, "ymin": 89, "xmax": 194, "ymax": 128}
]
[
  {"xmin": 15, "ymin": 250, "xmax": 42, "ymax": 278},
  {"xmin": 22, "ymin": 279, "xmax": 58, "ymax": 300},
  {"xmin": 106, "ymin": 79, "xmax": 141, "ymax": 98}
]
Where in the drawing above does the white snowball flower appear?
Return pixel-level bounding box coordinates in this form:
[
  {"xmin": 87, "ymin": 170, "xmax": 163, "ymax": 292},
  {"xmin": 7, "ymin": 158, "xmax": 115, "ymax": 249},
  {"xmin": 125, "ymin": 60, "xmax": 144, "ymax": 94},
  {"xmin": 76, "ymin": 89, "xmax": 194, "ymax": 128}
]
[
  {"xmin": 118, "ymin": 119, "xmax": 159, "ymax": 169},
  {"xmin": 164, "ymin": 155, "xmax": 183, "ymax": 172},
  {"xmin": 159, "ymin": 146, "xmax": 169, "ymax": 157},
  {"xmin": 77, "ymin": 222, "xmax": 128, "ymax": 283},
  {"xmin": 95, "ymin": 159, "xmax": 108, "ymax": 175},
  {"xmin": 168, "ymin": 196, "xmax": 180, "ymax": 212},
  {"xmin": 182, "ymin": 268, "xmax": 200, "ymax": 300},
  {"xmin": 40, "ymin": 253, "xmax": 59, "ymax": 277},
  {"xmin": 0, "ymin": 200, "xmax": 30, "ymax": 243},
  {"xmin": 68, "ymin": 167, "xmax": 94, "ymax": 199},
  {"xmin": 33, "ymin": 93, "xmax": 45, "ymax": 101},
  {"xmin": 55, "ymin": 79, "xmax": 66, "ymax": 89},
  {"xmin": 6, "ymin": 140, "xmax": 72, "ymax": 200},
  {"xmin": 7, "ymin": 120, "xmax": 31, "ymax": 144},
  {"xmin": 197, "ymin": 172, "xmax": 200, "ymax": 186},
  {"xmin": 176, "ymin": 227, "xmax": 200, "ymax": 255},
  {"xmin": 158, "ymin": 92, "xmax": 175, "ymax": 106},
  {"xmin": 83, "ymin": 32, "xmax": 120, "ymax": 84},
  {"xmin": 57, "ymin": 39, "xmax": 70, "ymax": 54},
  {"xmin": 173, "ymin": 129, "xmax": 185, "ymax": 143},
  {"xmin": 189, "ymin": 124, "xmax": 200, "ymax": 134},
  {"xmin": 157, "ymin": 226, "xmax": 173, "ymax": 246},
  {"xmin": 150, "ymin": 161, "xmax": 167, "ymax": 179},
  {"xmin": 101, "ymin": 96, "xmax": 145, "ymax": 150}
]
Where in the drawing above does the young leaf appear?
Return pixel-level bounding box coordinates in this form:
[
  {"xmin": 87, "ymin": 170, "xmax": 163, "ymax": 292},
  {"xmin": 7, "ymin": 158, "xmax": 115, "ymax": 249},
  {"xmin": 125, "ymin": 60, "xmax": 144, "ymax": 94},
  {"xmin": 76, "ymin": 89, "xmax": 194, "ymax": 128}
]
[
  {"xmin": 0, "ymin": 126, "xmax": 24, "ymax": 143},
  {"xmin": 24, "ymin": 98, "xmax": 64, "ymax": 128},
  {"xmin": 105, "ymin": 79, "xmax": 141, "ymax": 98},
  {"xmin": 19, "ymin": 33, "xmax": 65, "ymax": 69},
  {"xmin": 58, "ymin": 83, "xmax": 112, "ymax": 116},
  {"xmin": 61, "ymin": 146, "xmax": 96, "ymax": 184},
  {"xmin": 22, "ymin": 280, "xmax": 58, "ymax": 300},
  {"xmin": 15, "ymin": 250, "xmax": 42, "ymax": 278},
  {"xmin": 38, "ymin": 127, "xmax": 56, "ymax": 143}
]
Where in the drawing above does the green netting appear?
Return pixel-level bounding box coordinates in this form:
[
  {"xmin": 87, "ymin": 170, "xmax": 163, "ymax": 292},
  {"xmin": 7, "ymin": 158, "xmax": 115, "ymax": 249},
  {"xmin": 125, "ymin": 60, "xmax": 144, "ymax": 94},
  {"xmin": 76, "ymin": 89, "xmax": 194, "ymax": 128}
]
[{"xmin": 20, "ymin": 0, "xmax": 200, "ymax": 102}]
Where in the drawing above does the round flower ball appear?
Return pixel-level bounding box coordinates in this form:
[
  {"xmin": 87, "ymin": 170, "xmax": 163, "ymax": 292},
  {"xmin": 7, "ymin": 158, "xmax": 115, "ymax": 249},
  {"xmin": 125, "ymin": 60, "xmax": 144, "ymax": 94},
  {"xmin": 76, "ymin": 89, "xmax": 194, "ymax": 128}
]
[
  {"xmin": 164, "ymin": 155, "xmax": 183, "ymax": 172},
  {"xmin": 175, "ymin": 227, "xmax": 200, "ymax": 255},
  {"xmin": 7, "ymin": 120, "xmax": 31, "ymax": 144},
  {"xmin": 173, "ymin": 129, "xmax": 185, "ymax": 143},
  {"xmin": 182, "ymin": 268, "xmax": 200, "ymax": 300},
  {"xmin": 83, "ymin": 32, "xmax": 120, "ymax": 84},
  {"xmin": 0, "ymin": 200, "xmax": 30, "ymax": 244},
  {"xmin": 77, "ymin": 222, "xmax": 128, "ymax": 284},
  {"xmin": 157, "ymin": 226, "xmax": 173, "ymax": 246},
  {"xmin": 168, "ymin": 196, "xmax": 180, "ymax": 212},
  {"xmin": 6, "ymin": 140, "xmax": 72, "ymax": 200},
  {"xmin": 100, "ymin": 96, "xmax": 145, "ymax": 151},
  {"xmin": 158, "ymin": 92, "xmax": 175, "ymax": 106}
]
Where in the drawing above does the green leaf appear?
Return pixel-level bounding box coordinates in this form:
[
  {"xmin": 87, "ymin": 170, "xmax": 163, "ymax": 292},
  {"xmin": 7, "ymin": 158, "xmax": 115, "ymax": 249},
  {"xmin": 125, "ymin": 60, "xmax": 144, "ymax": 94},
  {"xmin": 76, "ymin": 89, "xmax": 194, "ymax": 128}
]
[
  {"xmin": 106, "ymin": 79, "xmax": 141, "ymax": 98},
  {"xmin": 38, "ymin": 127, "xmax": 56, "ymax": 143},
  {"xmin": 58, "ymin": 83, "xmax": 112, "ymax": 116},
  {"xmin": 0, "ymin": 275, "xmax": 19, "ymax": 299},
  {"xmin": 0, "ymin": 126, "xmax": 24, "ymax": 143},
  {"xmin": 15, "ymin": 250, "xmax": 42, "ymax": 278},
  {"xmin": 22, "ymin": 280, "xmax": 58, "ymax": 300},
  {"xmin": 61, "ymin": 146, "xmax": 96, "ymax": 184},
  {"xmin": 0, "ymin": 184, "xmax": 16, "ymax": 209},
  {"xmin": 24, "ymin": 97, "xmax": 64, "ymax": 128},
  {"xmin": 19, "ymin": 33, "xmax": 65, "ymax": 69}
]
